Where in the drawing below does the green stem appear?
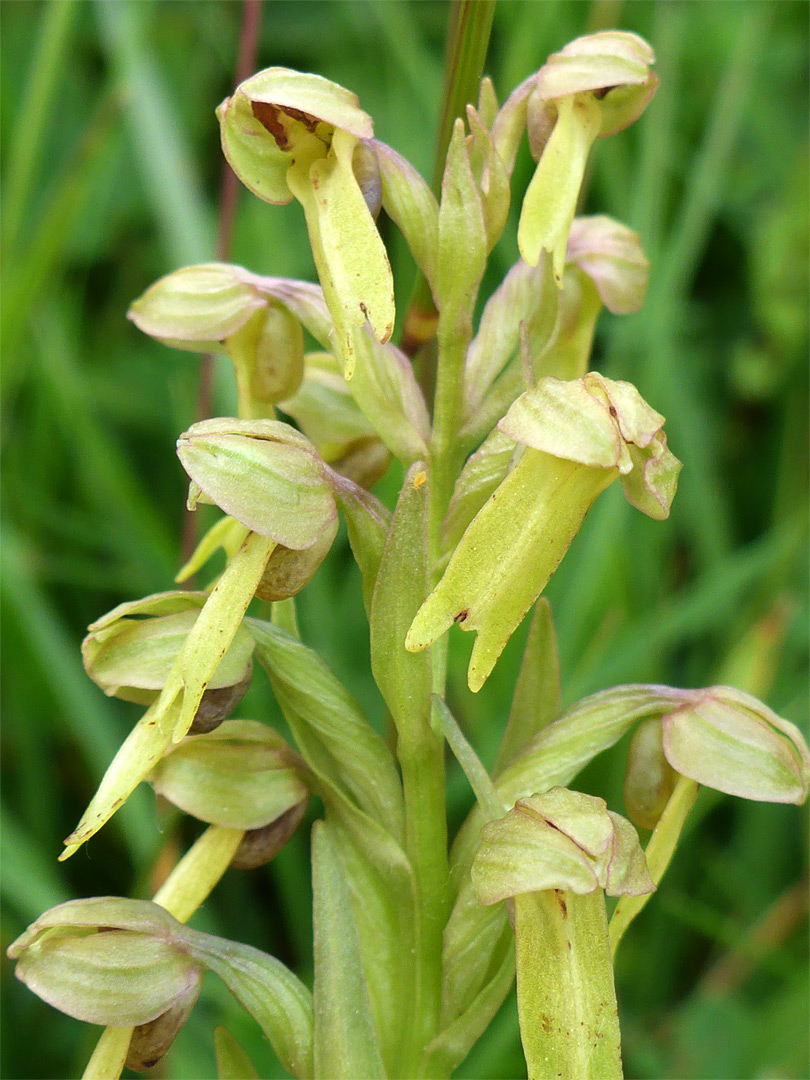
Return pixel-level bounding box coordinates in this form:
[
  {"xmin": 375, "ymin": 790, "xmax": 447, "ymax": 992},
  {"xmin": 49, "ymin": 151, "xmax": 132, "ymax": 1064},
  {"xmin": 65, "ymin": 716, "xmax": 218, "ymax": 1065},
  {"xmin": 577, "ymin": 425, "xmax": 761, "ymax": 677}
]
[
  {"xmin": 515, "ymin": 889, "xmax": 623, "ymax": 1080},
  {"xmin": 609, "ymin": 775, "xmax": 699, "ymax": 956}
]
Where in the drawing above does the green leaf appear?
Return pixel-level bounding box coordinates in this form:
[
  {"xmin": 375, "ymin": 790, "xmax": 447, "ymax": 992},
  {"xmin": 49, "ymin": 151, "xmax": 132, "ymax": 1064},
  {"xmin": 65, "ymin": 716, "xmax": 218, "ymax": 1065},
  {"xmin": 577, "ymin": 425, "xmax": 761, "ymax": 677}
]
[
  {"xmin": 323, "ymin": 801, "xmax": 418, "ymax": 1077},
  {"xmin": 370, "ymin": 463, "xmax": 432, "ymax": 740},
  {"xmin": 495, "ymin": 597, "xmax": 561, "ymax": 774},
  {"xmin": 441, "ymin": 877, "xmax": 509, "ymax": 1025},
  {"xmin": 312, "ymin": 821, "xmax": 387, "ymax": 1079},
  {"xmin": 247, "ymin": 619, "xmax": 404, "ymax": 841},
  {"xmin": 214, "ymin": 1027, "xmax": 259, "ymax": 1080}
]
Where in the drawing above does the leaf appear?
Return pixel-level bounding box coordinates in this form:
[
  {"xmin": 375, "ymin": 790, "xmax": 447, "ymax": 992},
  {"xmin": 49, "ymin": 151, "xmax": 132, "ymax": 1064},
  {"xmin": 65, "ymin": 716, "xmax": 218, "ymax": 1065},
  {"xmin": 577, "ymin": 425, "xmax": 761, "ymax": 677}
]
[
  {"xmin": 330, "ymin": 475, "xmax": 391, "ymax": 616},
  {"xmin": 494, "ymin": 598, "xmax": 561, "ymax": 774},
  {"xmin": 247, "ymin": 618, "xmax": 404, "ymax": 840},
  {"xmin": 182, "ymin": 927, "xmax": 314, "ymax": 1080},
  {"xmin": 311, "ymin": 821, "xmax": 387, "ymax": 1079},
  {"xmin": 214, "ymin": 1027, "xmax": 259, "ymax": 1080}
]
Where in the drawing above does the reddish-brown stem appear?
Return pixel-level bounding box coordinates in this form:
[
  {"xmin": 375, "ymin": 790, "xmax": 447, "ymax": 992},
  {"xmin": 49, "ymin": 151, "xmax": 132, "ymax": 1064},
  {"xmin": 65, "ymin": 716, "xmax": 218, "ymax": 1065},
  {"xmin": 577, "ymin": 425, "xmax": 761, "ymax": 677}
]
[{"xmin": 183, "ymin": 0, "xmax": 263, "ymax": 564}]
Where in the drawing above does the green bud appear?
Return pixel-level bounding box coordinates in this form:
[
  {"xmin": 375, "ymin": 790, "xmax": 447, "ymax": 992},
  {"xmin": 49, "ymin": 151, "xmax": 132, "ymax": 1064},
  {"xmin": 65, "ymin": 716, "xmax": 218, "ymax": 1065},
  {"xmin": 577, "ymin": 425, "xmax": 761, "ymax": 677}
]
[
  {"xmin": 519, "ymin": 32, "xmax": 656, "ymax": 282},
  {"xmin": 623, "ymin": 717, "xmax": 677, "ymax": 830},
  {"xmin": 7, "ymin": 898, "xmax": 201, "ymax": 1029},
  {"xmin": 373, "ymin": 140, "xmax": 439, "ymax": 291},
  {"xmin": 178, "ymin": 418, "xmax": 337, "ymax": 550},
  {"xmin": 82, "ymin": 591, "xmax": 254, "ymax": 709},
  {"xmin": 407, "ymin": 374, "xmax": 680, "ymax": 691},
  {"xmin": 150, "ymin": 720, "xmax": 309, "ymax": 831}
]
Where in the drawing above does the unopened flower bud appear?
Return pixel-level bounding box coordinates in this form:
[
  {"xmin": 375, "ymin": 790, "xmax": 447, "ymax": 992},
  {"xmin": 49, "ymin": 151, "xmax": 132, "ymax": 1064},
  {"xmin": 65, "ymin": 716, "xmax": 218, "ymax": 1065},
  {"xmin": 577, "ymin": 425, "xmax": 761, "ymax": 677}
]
[
  {"xmin": 7, "ymin": 899, "xmax": 201, "ymax": 1030},
  {"xmin": 231, "ymin": 798, "xmax": 309, "ymax": 869}
]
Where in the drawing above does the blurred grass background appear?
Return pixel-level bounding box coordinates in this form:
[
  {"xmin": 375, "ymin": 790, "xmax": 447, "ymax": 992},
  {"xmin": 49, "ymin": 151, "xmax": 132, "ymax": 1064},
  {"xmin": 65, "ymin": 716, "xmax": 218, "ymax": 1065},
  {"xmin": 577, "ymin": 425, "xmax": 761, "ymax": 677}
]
[{"xmin": 1, "ymin": 1, "xmax": 807, "ymax": 1077}]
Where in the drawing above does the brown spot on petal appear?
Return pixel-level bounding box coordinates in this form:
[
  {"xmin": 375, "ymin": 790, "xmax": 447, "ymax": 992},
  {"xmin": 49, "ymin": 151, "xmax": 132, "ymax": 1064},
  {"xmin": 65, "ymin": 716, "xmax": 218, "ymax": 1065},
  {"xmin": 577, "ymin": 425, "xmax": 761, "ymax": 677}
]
[
  {"xmin": 555, "ymin": 889, "xmax": 568, "ymax": 918},
  {"xmin": 454, "ymin": 610, "xmax": 469, "ymax": 624}
]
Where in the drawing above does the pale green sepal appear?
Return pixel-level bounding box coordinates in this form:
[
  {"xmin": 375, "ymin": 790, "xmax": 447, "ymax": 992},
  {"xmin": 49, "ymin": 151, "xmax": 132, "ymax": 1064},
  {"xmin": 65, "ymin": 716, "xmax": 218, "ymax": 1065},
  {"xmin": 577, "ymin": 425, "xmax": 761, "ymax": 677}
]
[
  {"xmin": 175, "ymin": 516, "xmax": 250, "ymax": 584},
  {"xmin": 463, "ymin": 256, "xmax": 557, "ymax": 420},
  {"xmin": 370, "ymin": 464, "xmax": 432, "ymax": 740},
  {"xmin": 436, "ymin": 119, "xmax": 487, "ymax": 315},
  {"xmin": 237, "ymin": 67, "xmax": 373, "ymax": 140},
  {"xmin": 312, "ymin": 821, "xmax": 387, "ymax": 1080},
  {"xmin": 149, "ymin": 720, "xmax": 309, "ymax": 830},
  {"xmin": 83, "ymin": 604, "xmax": 253, "ymax": 703},
  {"xmin": 61, "ymin": 534, "xmax": 275, "ymax": 858},
  {"xmin": 536, "ymin": 31, "xmax": 656, "ymax": 136},
  {"xmin": 567, "ymin": 215, "xmax": 649, "ymax": 315},
  {"xmin": 517, "ymin": 93, "xmax": 601, "ymax": 280},
  {"xmin": 247, "ymin": 618, "xmax": 404, "ymax": 840},
  {"xmin": 662, "ymin": 686, "xmax": 810, "ymax": 804},
  {"xmin": 178, "ymin": 418, "xmax": 336, "ymax": 549},
  {"xmin": 373, "ymin": 140, "xmax": 439, "ymax": 290},
  {"xmin": 466, "ymin": 105, "xmax": 510, "ymax": 254},
  {"xmin": 127, "ymin": 263, "xmax": 266, "ymax": 350},
  {"xmin": 514, "ymin": 889, "xmax": 623, "ymax": 1080},
  {"xmin": 406, "ymin": 450, "xmax": 613, "ymax": 693},
  {"xmin": 330, "ymin": 475, "xmax": 392, "ymax": 616},
  {"xmin": 621, "ymin": 435, "xmax": 681, "ymax": 520},
  {"xmin": 495, "ymin": 598, "xmax": 561, "ymax": 774},
  {"xmin": 472, "ymin": 798, "xmax": 603, "ymax": 904},
  {"xmin": 441, "ymin": 430, "xmax": 518, "ymax": 554},
  {"xmin": 217, "ymin": 91, "xmax": 292, "ymax": 205},
  {"xmin": 499, "ymin": 376, "xmax": 625, "ymax": 467},
  {"xmin": 214, "ymin": 1027, "xmax": 260, "ymax": 1080},
  {"xmin": 181, "ymin": 926, "xmax": 314, "ymax": 1080}
]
